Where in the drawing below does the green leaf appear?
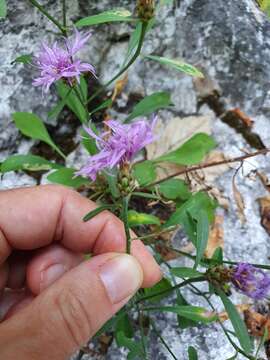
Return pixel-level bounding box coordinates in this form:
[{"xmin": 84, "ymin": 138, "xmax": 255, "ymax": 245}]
[
  {"xmin": 115, "ymin": 314, "xmax": 134, "ymax": 347},
  {"xmin": 12, "ymin": 112, "xmax": 65, "ymax": 159},
  {"xmin": 175, "ymin": 293, "xmax": 197, "ymax": 329},
  {"xmin": 146, "ymin": 305, "xmax": 217, "ymax": 323},
  {"xmin": 76, "ymin": 9, "xmax": 134, "ymax": 27},
  {"xmin": 143, "ymin": 278, "xmax": 172, "ymax": 303},
  {"xmin": 128, "ymin": 210, "xmax": 160, "ymax": 227},
  {"xmin": 146, "ymin": 55, "xmax": 204, "ymax": 78},
  {"xmin": 47, "ymin": 168, "xmax": 90, "ymax": 188},
  {"xmin": 89, "ymin": 99, "xmax": 112, "ymax": 115},
  {"xmin": 11, "ymin": 54, "xmax": 32, "ymax": 65},
  {"xmin": 211, "ymin": 247, "xmax": 223, "ymax": 265},
  {"xmin": 194, "ymin": 209, "xmax": 209, "ymax": 268},
  {"xmin": 83, "ymin": 205, "xmax": 114, "ymax": 222},
  {"xmin": 1, "ymin": 154, "xmax": 60, "ymax": 173},
  {"xmin": 117, "ymin": 332, "xmax": 144, "ymax": 359},
  {"xmin": 164, "ymin": 192, "xmax": 217, "ymax": 228},
  {"xmin": 126, "ymin": 92, "xmax": 173, "ymax": 122},
  {"xmin": 157, "ymin": 133, "xmax": 216, "ymax": 165},
  {"xmin": 122, "ymin": 21, "xmax": 143, "ymax": 66},
  {"xmin": 133, "ymin": 160, "xmax": 156, "ymax": 186},
  {"xmin": 170, "ymin": 267, "xmax": 202, "ymax": 279},
  {"xmin": 56, "ymin": 80, "xmax": 88, "ymax": 123},
  {"xmin": 188, "ymin": 346, "xmax": 198, "ymax": 360},
  {"xmin": 159, "ymin": 179, "xmax": 191, "ymax": 200},
  {"xmin": 81, "ymin": 125, "xmax": 98, "ymax": 155},
  {"xmin": 0, "ymin": 0, "xmax": 7, "ymax": 18},
  {"xmin": 94, "ymin": 308, "xmax": 126, "ymax": 337},
  {"xmin": 217, "ymin": 289, "xmax": 252, "ymax": 354}
]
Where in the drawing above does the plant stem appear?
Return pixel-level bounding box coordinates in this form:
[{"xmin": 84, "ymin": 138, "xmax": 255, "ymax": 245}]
[
  {"xmin": 147, "ymin": 148, "xmax": 270, "ymax": 188},
  {"xmin": 136, "ymin": 277, "xmax": 206, "ymax": 303},
  {"xmin": 86, "ymin": 21, "xmax": 148, "ymax": 105},
  {"xmin": 28, "ymin": 0, "xmax": 66, "ymax": 35},
  {"xmin": 150, "ymin": 319, "xmax": 178, "ymax": 360},
  {"xmin": 136, "ymin": 304, "xmax": 149, "ymax": 359},
  {"xmin": 62, "ymin": 0, "xmax": 67, "ymax": 32},
  {"xmin": 122, "ymin": 195, "xmax": 131, "ymax": 254}
]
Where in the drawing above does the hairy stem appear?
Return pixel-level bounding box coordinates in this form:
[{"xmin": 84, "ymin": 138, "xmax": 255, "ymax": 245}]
[{"xmin": 28, "ymin": 0, "xmax": 66, "ymax": 35}]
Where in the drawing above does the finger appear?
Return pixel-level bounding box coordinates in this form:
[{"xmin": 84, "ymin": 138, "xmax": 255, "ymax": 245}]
[
  {"xmin": 0, "ymin": 253, "xmax": 143, "ymax": 360},
  {"xmin": 0, "ymin": 263, "xmax": 8, "ymax": 292},
  {"xmin": 0, "ymin": 289, "xmax": 30, "ymax": 321},
  {"xmin": 6, "ymin": 251, "xmax": 32, "ymax": 289},
  {"xmin": 26, "ymin": 244, "xmax": 83, "ymax": 295},
  {"xmin": 0, "ymin": 185, "xmax": 161, "ymax": 287}
]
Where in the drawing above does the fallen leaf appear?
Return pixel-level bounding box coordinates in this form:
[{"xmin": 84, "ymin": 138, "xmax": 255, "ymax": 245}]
[
  {"xmin": 232, "ymin": 165, "xmax": 246, "ymax": 224},
  {"xmin": 204, "ymin": 215, "xmax": 224, "ymax": 258},
  {"xmin": 258, "ymin": 195, "xmax": 270, "ymax": 235},
  {"xmin": 147, "ymin": 115, "xmax": 212, "ymax": 160},
  {"xmin": 218, "ymin": 304, "xmax": 251, "ymax": 322},
  {"xmin": 111, "ymin": 73, "xmax": 128, "ymax": 102},
  {"xmin": 228, "ymin": 108, "xmax": 254, "ymax": 128},
  {"xmin": 244, "ymin": 309, "xmax": 270, "ymax": 339},
  {"xmin": 257, "ymin": 171, "xmax": 270, "ymax": 192}
]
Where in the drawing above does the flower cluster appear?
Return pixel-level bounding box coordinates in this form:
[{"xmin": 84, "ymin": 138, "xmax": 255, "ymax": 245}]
[
  {"xmin": 77, "ymin": 117, "xmax": 157, "ymax": 181},
  {"xmin": 33, "ymin": 29, "xmax": 95, "ymax": 92},
  {"xmin": 231, "ymin": 263, "xmax": 270, "ymax": 300}
]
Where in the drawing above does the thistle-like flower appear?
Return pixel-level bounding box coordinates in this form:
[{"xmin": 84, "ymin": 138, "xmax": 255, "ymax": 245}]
[
  {"xmin": 33, "ymin": 29, "xmax": 96, "ymax": 92},
  {"xmin": 232, "ymin": 263, "xmax": 270, "ymax": 300},
  {"xmin": 77, "ymin": 117, "xmax": 157, "ymax": 181}
]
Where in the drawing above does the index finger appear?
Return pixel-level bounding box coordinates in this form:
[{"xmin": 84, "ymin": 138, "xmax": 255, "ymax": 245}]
[{"xmin": 0, "ymin": 185, "xmax": 161, "ymax": 286}]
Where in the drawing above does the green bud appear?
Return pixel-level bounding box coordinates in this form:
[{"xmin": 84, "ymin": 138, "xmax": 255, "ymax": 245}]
[{"xmin": 136, "ymin": 0, "xmax": 155, "ymax": 22}]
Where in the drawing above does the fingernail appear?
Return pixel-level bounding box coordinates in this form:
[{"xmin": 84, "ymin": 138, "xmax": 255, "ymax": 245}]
[
  {"xmin": 99, "ymin": 254, "xmax": 143, "ymax": 304},
  {"xmin": 40, "ymin": 264, "xmax": 67, "ymax": 291}
]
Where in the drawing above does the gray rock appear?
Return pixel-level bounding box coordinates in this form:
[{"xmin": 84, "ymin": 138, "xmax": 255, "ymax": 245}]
[{"xmin": 1, "ymin": 0, "xmax": 270, "ymax": 359}]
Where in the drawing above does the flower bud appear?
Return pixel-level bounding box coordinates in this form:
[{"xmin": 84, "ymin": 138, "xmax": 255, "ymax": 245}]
[{"xmin": 136, "ymin": 0, "xmax": 155, "ymax": 22}]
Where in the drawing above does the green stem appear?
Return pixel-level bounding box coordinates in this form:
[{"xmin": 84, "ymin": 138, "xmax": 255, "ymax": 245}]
[
  {"xmin": 28, "ymin": 0, "xmax": 66, "ymax": 35},
  {"xmin": 122, "ymin": 195, "xmax": 131, "ymax": 254},
  {"xmin": 150, "ymin": 320, "xmax": 178, "ymax": 360},
  {"xmin": 86, "ymin": 21, "xmax": 148, "ymax": 105},
  {"xmin": 136, "ymin": 277, "xmax": 206, "ymax": 304},
  {"xmin": 62, "ymin": 0, "xmax": 67, "ymax": 32},
  {"xmin": 136, "ymin": 304, "xmax": 148, "ymax": 360}
]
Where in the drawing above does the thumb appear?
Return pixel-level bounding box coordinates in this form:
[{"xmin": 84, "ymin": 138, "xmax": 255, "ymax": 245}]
[{"xmin": 0, "ymin": 253, "xmax": 143, "ymax": 360}]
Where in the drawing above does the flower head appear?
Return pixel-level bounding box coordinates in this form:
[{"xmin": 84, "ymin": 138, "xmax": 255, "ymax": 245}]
[
  {"xmin": 33, "ymin": 29, "xmax": 95, "ymax": 92},
  {"xmin": 77, "ymin": 117, "xmax": 157, "ymax": 181},
  {"xmin": 232, "ymin": 263, "xmax": 270, "ymax": 300}
]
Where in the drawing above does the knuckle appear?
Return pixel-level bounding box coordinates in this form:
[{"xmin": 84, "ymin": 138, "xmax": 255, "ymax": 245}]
[{"xmin": 54, "ymin": 287, "xmax": 93, "ymax": 348}]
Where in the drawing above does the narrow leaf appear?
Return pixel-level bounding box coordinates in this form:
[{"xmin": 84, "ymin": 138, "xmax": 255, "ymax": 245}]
[
  {"xmin": 159, "ymin": 179, "xmax": 191, "ymax": 200},
  {"xmin": 83, "ymin": 205, "xmax": 114, "ymax": 222},
  {"xmin": 194, "ymin": 210, "xmax": 209, "ymax": 268},
  {"xmin": 146, "ymin": 55, "xmax": 204, "ymax": 78},
  {"xmin": 133, "ymin": 160, "xmax": 156, "ymax": 186},
  {"xmin": 47, "ymin": 168, "xmax": 90, "ymax": 188},
  {"xmin": 126, "ymin": 92, "xmax": 173, "ymax": 122},
  {"xmin": 188, "ymin": 346, "xmax": 198, "ymax": 360},
  {"xmin": 76, "ymin": 9, "xmax": 134, "ymax": 27},
  {"xmin": 128, "ymin": 210, "xmax": 160, "ymax": 227},
  {"xmin": 1, "ymin": 154, "xmax": 60, "ymax": 173},
  {"xmin": 0, "ymin": 0, "xmax": 7, "ymax": 18},
  {"xmin": 157, "ymin": 133, "xmax": 216, "ymax": 165},
  {"xmin": 145, "ymin": 305, "xmax": 217, "ymax": 323},
  {"xmin": 142, "ymin": 278, "xmax": 172, "ymax": 303},
  {"xmin": 171, "ymin": 267, "xmax": 203, "ymax": 279},
  {"xmin": 217, "ymin": 289, "xmax": 253, "ymax": 354},
  {"xmin": 11, "ymin": 54, "xmax": 32, "ymax": 65},
  {"xmin": 12, "ymin": 112, "xmax": 65, "ymax": 158}
]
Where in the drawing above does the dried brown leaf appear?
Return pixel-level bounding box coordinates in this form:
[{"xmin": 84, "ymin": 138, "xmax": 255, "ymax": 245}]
[
  {"xmin": 218, "ymin": 304, "xmax": 251, "ymax": 322},
  {"xmin": 244, "ymin": 309, "xmax": 270, "ymax": 339},
  {"xmin": 111, "ymin": 73, "xmax": 128, "ymax": 102},
  {"xmin": 232, "ymin": 165, "xmax": 246, "ymax": 223},
  {"xmin": 204, "ymin": 215, "xmax": 224, "ymax": 258},
  {"xmin": 258, "ymin": 195, "xmax": 270, "ymax": 236}
]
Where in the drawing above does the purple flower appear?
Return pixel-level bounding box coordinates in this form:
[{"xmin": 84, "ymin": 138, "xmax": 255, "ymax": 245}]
[
  {"xmin": 33, "ymin": 29, "xmax": 95, "ymax": 92},
  {"xmin": 232, "ymin": 263, "xmax": 270, "ymax": 300},
  {"xmin": 77, "ymin": 117, "xmax": 157, "ymax": 180}
]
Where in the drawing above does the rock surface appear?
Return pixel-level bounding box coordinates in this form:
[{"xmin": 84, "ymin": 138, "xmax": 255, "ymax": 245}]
[{"xmin": 1, "ymin": 0, "xmax": 270, "ymax": 359}]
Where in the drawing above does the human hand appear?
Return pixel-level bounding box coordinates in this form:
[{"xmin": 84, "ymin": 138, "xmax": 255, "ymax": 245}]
[{"xmin": 0, "ymin": 185, "xmax": 162, "ymax": 360}]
